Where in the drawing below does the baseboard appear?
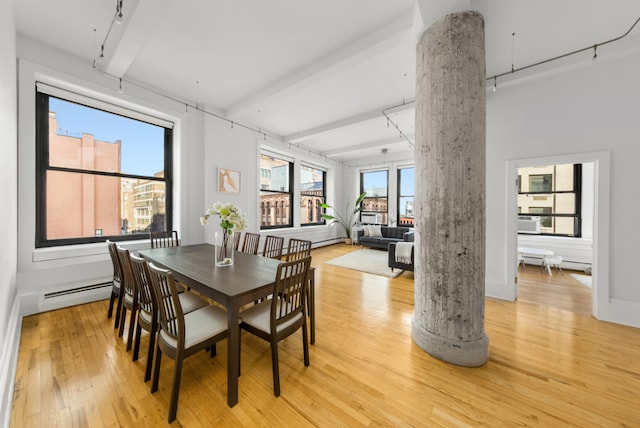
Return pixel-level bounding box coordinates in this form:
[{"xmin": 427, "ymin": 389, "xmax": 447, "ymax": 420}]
[
  {"xmin": 485, "ymin": 280, "xmax": 517, "ymax": 301},
  {"xmin": 599, "ymin": 298, "xmax": 640, "ymax": 328},
  {"xmin": 0, "ymin": 296, "xmax": 22, "ymax": 427}
]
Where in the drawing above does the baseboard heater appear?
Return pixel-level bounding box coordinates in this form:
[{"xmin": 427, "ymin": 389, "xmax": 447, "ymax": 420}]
[{"xmin": 44, "ymin": 282, "xmax": 111, "ymax": 299}]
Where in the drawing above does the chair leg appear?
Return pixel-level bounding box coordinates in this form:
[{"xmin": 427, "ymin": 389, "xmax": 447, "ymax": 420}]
[
  {"xmin": 302, "ymin": 322, "xmax": 310, "ymax": 367},
  {"xmin": 151, "ymin": 344, "xmax": 162, "ymax": 393},
  {"xmin": 168, "ymin": 357, "xmax": 183, "ymax": 423},
  {"xmin": 271, "ymin": 341, "xmax": 281, "ymax": 397},
  {"xmin": 126, "ymin": 308, "xmax": 137, "ymax": 352},
  {"xmin": 144, "ymin": 326, "xmax": 157, "ymax": 382},
  {"xmin": 210, "ymin": 343, "xmax": 216, "ymax": 357},
  {"xmin": 114, "ymin": 294, "xmax": 123, "ymax": 329},
  {"xmin": 132, "ymin": 322, "xmax": 142, "ymax": 361},
  {"xmin": 107, "ymin": 291, "xmax": 116, "ymax": 318},
  {"xmin": 118, "ymin": 307, "xmax": 127, "ymax": 338}
]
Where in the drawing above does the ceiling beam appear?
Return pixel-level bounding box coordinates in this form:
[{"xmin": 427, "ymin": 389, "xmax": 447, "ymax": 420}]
[
  {"xmin": 307, "ymin": 136, "xmax": 412, "ymax": 158},
  {"xmin": 103, "ymin": 0, "xmax": 171, "ymax": 77},
  {"xmin": 225, "ymin": 12, "xmax": 414, "ymax": 120},
  {"xmin": 285, "ymin": 101, "xmax": 414, "ymax": 143}
]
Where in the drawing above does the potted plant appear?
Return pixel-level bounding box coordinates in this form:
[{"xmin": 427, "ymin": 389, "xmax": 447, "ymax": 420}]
[{"xmin": 321, "ymin": 192, "xmax": 366, "ymax": 244}]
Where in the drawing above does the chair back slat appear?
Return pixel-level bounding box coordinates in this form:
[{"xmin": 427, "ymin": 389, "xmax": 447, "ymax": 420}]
[
  {"xmin": 262, "ymin": 235, "xmax": 284, "ymax": 260},
  {"xmin": 150, "ymin": 230, "xmax": 180, "ymax": 249},
  {"xmin": 233, "ymin": 231, "xmax": 242, "ymax": 250},
  {"xmin": 116, "ymin": 246, "xmax": 137, "ymax": 302},
  {"xmin": 107, "ymin": 240, "xmax": 122, "ymax": 285},
  {"xmin": 241, "ymin": 232, "xmax": 260, "ymax": 255},
  {"xmin": 285, "ymin": 238, "xmax": 312, "ymax": 261},
  {"xmin": 130, "ymin": 254, "xmax": 154, "ymax": 314},
  {"xmin": 272, "ymin": 256, "xmax": 311, "ymax": 326},
  {"xmin": 147, "ymin": 262, "xmax": 184, "ymax": 341}
]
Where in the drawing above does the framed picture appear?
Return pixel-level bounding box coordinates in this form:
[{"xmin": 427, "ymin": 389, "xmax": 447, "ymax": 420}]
[{"xmin": 218, "ymin": 168, "xmax": 240, "ymax": 194}]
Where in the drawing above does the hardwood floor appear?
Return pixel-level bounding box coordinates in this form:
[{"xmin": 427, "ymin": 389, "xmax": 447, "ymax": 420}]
[{"xmin": 10, "ymin": 244, "xmax": 640, "ymax": 427}]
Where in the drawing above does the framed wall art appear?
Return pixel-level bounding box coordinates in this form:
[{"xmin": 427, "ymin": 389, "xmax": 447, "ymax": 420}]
[{"xmin": 218, "ymin": 168, "xmax": 240, "ymax": 194}]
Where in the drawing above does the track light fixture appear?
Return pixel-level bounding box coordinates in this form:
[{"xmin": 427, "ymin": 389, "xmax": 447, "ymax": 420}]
[
  {"xmin": 493, "ymin": 76, "xmax": 497, "ymax": 92},
  {"xmin": 118, "ymin": 78, "xmax": 123, "ymax": 93},
  {"xmin": 115, "ymin": 0, "xmax": 123, "ymax": 24},
  {"xmin": 592, "ymin": 44, "xmax": 598, "ymax": 62}
]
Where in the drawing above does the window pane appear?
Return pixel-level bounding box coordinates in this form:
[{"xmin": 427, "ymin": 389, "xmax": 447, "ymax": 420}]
[
  {"xmin": 529, "ymin": 174, "xmax": 552, "ymax": 192},
  {"xmin": 300, "ymin": 166, "xmax": 325, "ymax": 225},
  {"xmin": 554, "ymin": 164, "xmax": 575, "ymax": 191},
  {"xmin": 45, "ymin": 171, "xmax": 165, "ymax": 239},
  {"xmin": 49, "ymin": 97, "xmax": 165, "ymax": 176},
  {"xmin": 260, "ymin": 191, "xmax": 291, "ymax": 227},
  {"xmin": 398, "ymin": 167, "xmax": 414, "ymax": 226},
  {"xmin": 554, "ymin": 193, "xmax": 576, "ymax": 214},
  {"xmin": 554, "ymin": 217, "xmax": 576, "ymax": 235},
  {"xmin": 260, "ymin": 154, "xmax": 290, "ymax": 192},
  {"xmin": 362, "ymin": 170, "xmax": 387, "ymax": 197}
]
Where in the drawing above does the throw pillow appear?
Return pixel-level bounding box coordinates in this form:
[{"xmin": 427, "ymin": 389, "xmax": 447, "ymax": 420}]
[
  {"xmin": 362, "ymin": 226, "xmax": 370, "ymax": 237},
  {"xmin": 370, "ymin": 225, "xmax": 382, "ymax": 237}
]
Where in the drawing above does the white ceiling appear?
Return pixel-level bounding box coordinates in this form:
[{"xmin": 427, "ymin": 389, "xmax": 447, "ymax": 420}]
[{"xmin": 11, "ymin": 0, "xmax": 640, "ymax": 165}]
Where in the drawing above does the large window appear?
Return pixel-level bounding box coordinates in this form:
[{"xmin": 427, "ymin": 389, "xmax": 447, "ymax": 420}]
[
  {"xmin": 360, "ymin": 170, "xmax": 388, "ymax": 225},
  {"xmin": 300, "ymin": 165, "xmax": 326, "ymax": 226},
  {"xmin": 517, "ymin": 164, "xmax": 582, "ymax": 236},
  {"xmin": 36, "ymin": 87, "xmax": 173, "ymax": 247},
  {"xmin": 397, "ymin": 167, "xmax": 414, "ymax": 226},
  {"xmin": 259, "ymin": 153, "xmax": 293, "ymax": 229}
]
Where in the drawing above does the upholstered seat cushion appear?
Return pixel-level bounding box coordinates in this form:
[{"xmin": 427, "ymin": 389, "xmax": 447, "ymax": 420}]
[
  {"xmin": 240, "ymin": 299, "xmax": 304, "ymax": 334},
  {"xmin": 159, "ymin": 304, "xmax": 227, "ymax": 349}
]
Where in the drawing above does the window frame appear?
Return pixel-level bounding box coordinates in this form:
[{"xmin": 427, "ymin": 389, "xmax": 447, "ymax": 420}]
[
  {"xmin": 517, "ymin": 163, "xmax": 582, "ymax": 237},
  {"xmin": 360, "ymin": 169, "xmax": 389, "ymax": 225},
  {"xmin": 259, "ymin": 153, "xmax": 294, "ymax": 230},
  {"xmin": 300, "ymin": 164, "xmax": 326, "ymax": 227},
  {"xmin": 397, "ymin": 166, "xmax": 415, "ymax": 228},
  {"xmin": 35, "ymin": 90, "xmax": 174, "ymax": 247}
]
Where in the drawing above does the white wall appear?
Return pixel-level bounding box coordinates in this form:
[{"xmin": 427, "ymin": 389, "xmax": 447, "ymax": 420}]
[
  {"xmin": 201, "ymin": 114, "xmax": 345, "ymax": 251},
  {"xmin": 486, "ymin": 49, "xmax": 640, "ymax": 327},
  {"xmin": 0, "ymin": 0, "xmax": 19, "ymax": 422},
  {"xmin": 15, "ymin": 36, "xmax": 201, "ymax": 316}
]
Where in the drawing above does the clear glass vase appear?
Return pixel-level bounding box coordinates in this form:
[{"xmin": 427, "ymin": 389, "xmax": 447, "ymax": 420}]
[{"xmin": 215, "ymin": 229, "xmax": 234, "ymax": 267}]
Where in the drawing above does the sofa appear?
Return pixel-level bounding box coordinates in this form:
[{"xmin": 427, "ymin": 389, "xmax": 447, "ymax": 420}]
[
  {"xmin": 356, "ymin": 226, "xmax": 413, "ymax": 250},
  {"xmin": 388, "ymin": 242, "xmax": 414, "ymax": 272}
]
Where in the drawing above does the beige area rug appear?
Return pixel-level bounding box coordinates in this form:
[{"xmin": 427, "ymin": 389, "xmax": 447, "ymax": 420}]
[
  {"xmin": 325, "ymin": 249, "xmax": 402, "ymax": 278},
  {"xmin": 570, "ymin": 273, "xmax": 592, "ymax": 289}
]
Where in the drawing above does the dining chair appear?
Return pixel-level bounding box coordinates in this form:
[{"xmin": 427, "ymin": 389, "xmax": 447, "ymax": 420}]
[
  {"xmin": 146, "ymin": 261, "xmax": 229, "ymax": 423},
  {"xmin": 239, "ymin": 255, "xmax": 312, "ymax": 397},
  {"xmin": 262, "ymin": 235, "xmax": 284, "ymax": 260},
  {"xmin": 150, "ymin": 230, "xmax": 180, "ymax": 248},
  {"xmin": 233, "ymin": 231, "xmax": 242, "ymax": 250},
  {"xmin": 285, "ymin": 238, "xmax": 312, "ymax": 261},
  {"xmin": 130, "ymin": 254, "xmax": 209, "ymax": 382},
  {"xmin": 106, "ymin": 240, "xmax": 124, "ymax": 329},
  {"xmin": 116, "ymin": 246, "xmax": 140, "ymax": 351},
  {"xmin": 241, "ymin": 232, "xmax": 260, "ymax": 255}
]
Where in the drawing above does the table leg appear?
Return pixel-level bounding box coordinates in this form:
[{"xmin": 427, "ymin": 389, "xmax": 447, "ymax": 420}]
[{"xmin": 226, "ymin": 304, "xmax": 240, "ymax": 407}]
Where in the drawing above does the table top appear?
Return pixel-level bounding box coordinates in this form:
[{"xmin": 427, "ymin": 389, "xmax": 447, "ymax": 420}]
[
  {"xmin": 518, "ymin": 246, "xmax": 554, "ymax": 257},
  {"xmin": 138, "ymin": 244, "xmax": 281, "ymax": 301}
]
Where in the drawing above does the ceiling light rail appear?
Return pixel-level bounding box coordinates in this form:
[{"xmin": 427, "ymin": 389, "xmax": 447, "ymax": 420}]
[
  {"xmin": 488, "ymin": 16, "xmax": 640, "ymax": 89},
  {"xmin": 382, "ymin": 100, "xmax": 415, "ymax": 148},
  {"xmin": 93, "ymin": 0, "xmax": 125, "ymax": 67}
]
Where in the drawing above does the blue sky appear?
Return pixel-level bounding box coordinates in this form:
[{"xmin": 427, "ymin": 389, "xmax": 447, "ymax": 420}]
[{"xmin": 50, "ymin": 97, "xmax": 164, "ymax": 176}]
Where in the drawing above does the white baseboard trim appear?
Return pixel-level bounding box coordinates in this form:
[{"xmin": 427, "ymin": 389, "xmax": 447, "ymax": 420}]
[
  {"xmin": 599, "ymin": 298, "xmax": 640, "ymax": 328},
  {"xmin": 485, "ymin": 280, "xmax": 517, "ymax": 301},
  {"xmin": 0, "ymin": 296, "xmax": 22, "ymax": 428}
]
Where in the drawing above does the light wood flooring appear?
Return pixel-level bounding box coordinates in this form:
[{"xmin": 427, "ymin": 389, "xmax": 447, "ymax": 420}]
[{"xmin": 10, "ymin": 244, "xmax": 640, "ymax": 427}]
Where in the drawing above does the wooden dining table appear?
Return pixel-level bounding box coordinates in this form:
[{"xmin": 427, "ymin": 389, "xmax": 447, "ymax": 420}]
[{"xmin": 138, "ymin": 243, "xmax": 316, "ymax": 407}]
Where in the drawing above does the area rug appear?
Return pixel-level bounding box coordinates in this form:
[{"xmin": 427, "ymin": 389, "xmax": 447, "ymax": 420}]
[
  {"xmin": 570, "ymin": 273, "xmax": 592, "ymax": 289},
  {"xmin": 325, "ymin": 249, "xmax": 402, "ymax": 278}
]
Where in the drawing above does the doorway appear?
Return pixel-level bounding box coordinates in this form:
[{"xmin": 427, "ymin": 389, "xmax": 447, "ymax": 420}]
[{"xmin": 506, "ymin": 152, "xmax": 610, "ymax": 318}]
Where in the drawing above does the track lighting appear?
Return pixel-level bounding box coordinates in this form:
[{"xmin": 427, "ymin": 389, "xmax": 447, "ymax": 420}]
[
  {"xmin": 493, "ymin": 76, "xmax": 497, "ymax": 92},
  {"xmin": 592, "ymin": 44, "xmax": 598, "ymax": 63},
  {"xmin": 115, "ymin": 0, "xmax": 123, "ymax": 24},
  {"xmin": 118, "ymin": 78, "xmax": 123, "ymax": 93}
]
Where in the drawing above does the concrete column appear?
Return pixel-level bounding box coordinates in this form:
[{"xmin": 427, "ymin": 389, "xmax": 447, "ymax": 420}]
[{"xmin": 412, "ymin": 11, "xmax": 489, "ymax": 367}]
